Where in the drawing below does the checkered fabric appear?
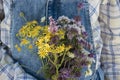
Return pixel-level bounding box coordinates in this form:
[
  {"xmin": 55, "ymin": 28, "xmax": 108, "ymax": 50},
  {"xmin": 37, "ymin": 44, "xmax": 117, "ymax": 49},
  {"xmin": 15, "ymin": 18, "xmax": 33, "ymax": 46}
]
[
  {"xmin": 0, "ymin": 0, "xmax": 11, "ymax": 47},
  {"xmin": 0, "ymin": 44, "xmax": 37, "ymax": 80},
  {"xmin": 0, "ymin": 0, "xmax": 102, "ymax": 69},
  {"xmin": 0, "ymin": 0, "xmax": 103, "ymax": 79},
  {"xmin": 99, "ymin": 0, "xmax": 120, "ymax": 80}
]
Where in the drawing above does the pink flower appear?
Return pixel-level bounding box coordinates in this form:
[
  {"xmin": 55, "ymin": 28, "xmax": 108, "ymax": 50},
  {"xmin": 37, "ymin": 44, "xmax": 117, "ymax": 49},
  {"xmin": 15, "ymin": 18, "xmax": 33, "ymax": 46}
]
[
  {"xmin": 77, "ymin": 3, "xmax": 83, "ymax": 9},
  {"xmin": 49, "ymin": 16, "xmax": 58, "ymax": 33},
  {"xmin": 74, "ymin": 16, "xmax": 82, "ymax": 26}
]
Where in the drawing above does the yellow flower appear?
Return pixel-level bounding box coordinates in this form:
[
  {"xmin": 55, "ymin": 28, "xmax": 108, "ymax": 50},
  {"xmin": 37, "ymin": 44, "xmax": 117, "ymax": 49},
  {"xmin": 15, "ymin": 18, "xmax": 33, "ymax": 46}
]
[
  {"xmin": 26, "ymin": 20, "xmax": 38, "ymax": 26},
  {"xmin": 28, "ymin": 45, "xmax": 33, "ymax": 49},
  {"xmin": 57, "ymin": 44, "xmax": 65, "ymax": 52},
  {"xmin": 38, "ymin": 44, "xmax": 50, "ymax": 58},
  {"xmin": 36, "ymin": 38, "xmax": 44, "ymax": 46},
  {"xmin": 18, "ymin": 26, "xmax": 27, "ymax": 37},
  {"xmin": 32, "ymin": 20, "xmax": 38, "ymax": 24},
  {"xmin": 65, "ymin": 45, "xmax": 72, "ymax": 51},
  {"xmin": 20, "ymin": 39, "xmax": 30, "ymax": 46},
  {"xmin": 31, "ymin": 29, "xmax": 39, "ymax": 38},
  {"xmin": 51, "ymin": 44, "xmax": 65, "ymax": 54},
  {"xmin": 15, "ymin": 44, "xmax": 21, "ymax": 52},
  {"xmin": 35, "ymin": 26, "xmax": 41, "ymax": 30},
  {"xmin": 38, "ymin": 49, "xmax": 48, "ymax": 58},
  {"xmin": 44, "ymin": 35, "xmax": 51, "ymax": 42},
  {"xmin": 57, "ymin": 29, "xmax": 65, "ymax": 39}
]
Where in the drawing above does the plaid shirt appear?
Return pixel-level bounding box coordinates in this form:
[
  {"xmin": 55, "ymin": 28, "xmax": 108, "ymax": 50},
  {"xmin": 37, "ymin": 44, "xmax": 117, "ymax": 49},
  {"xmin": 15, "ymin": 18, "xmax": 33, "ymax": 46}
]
[
  {"xmin": 1, "ymin": 0, "xmax": 102, "ymax": 68},
  {"xmin": 100, "ymin": 0, "xmax": 120, "ymax": 80},
  {"xmin": 0, "ymin": 44, "xmax": 37, "ymax": 80},
  {"xmin": 0, "ymin": 0, "xmax": 102, "ymax": 80},
  {"xmin": 0, "ymin": 0, "xmax": 120, "ymax": 80}
]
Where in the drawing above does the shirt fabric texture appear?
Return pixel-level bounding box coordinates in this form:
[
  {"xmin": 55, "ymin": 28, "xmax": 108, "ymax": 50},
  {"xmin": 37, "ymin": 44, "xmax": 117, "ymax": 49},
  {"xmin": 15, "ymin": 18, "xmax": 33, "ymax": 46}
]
[{"xmin": 1, "ymin": 0, "xmax": 108, "ymax": 80}]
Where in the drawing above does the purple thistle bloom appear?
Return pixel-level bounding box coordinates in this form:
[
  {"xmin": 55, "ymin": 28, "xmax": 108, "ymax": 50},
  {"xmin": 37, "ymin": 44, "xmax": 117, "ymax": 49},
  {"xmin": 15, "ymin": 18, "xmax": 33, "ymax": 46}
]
[
  {"xmin": 88, "ymin": 53, "xmax": 94, "ymax": 58},
  {"xmin": 50, "ymin": 35, "xmax": 59, "ymax": 45},
  {"xmin": 74, "ymin": 16, "xmax": 81, "ymax": 22},
  {"xmin": 73, "ymin": 50, "xmax": 79, "ymax": 56},
  {"xmin": 78, "ymin": 38, "xmax": 92, "ymax": 50},
  {"xmin": 49, "ymin": 16, "xmax": 58, "ymax": 33},
  {"xmin": 59, "ymin": 68, "xmax": 71, "ymax": 78},
  {"xmin": 67, "ymin": 26, "xmax": 80, "ymax": 40},
  {"xmin": 80, "ymin": 60, "xmax": 86, "ymax": 66},
  {"xmin": 77, "ymin": 3, "xmax": 83, "ymax": 9},
  {"xmin": 81, "ymin": 31, "xmax": 88, "ymax": 39},
  {"xmin": 73, "ymin": 50, "xmax": 85, "ymax": 58},
  {"xmin": 80, "ymin": 58, "xmax": 90, "ymax": 67}
]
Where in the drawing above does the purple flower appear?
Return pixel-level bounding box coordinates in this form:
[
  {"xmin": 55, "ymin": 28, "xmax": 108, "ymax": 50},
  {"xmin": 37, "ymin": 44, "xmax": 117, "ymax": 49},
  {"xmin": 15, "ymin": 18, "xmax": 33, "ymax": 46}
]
[
  {"xmin": 88, "ymin": 53, "xmax": 94, "ymax": 58},
  {"xmin": 77, "ymin": 3, "xmax": 83, "ymax": 9},
  {"xmin": 50, "ymin": 35, "xmax": 59, "ymax": 45},
  {"xmin": 57, "ymin": 16, "xmax": 70, "ymax": 26},
  {"xmin": 78, "ymin": 38, "xmax": 92, "ymax": 50},
  {"xmin": 74, "ymin": 16, "xmax": 81, "ymax": 22},
  {"xmin": 67, "ymin": 26, "xmax": 80, "ymax": 40},
  {"xmin": 73, "ymin": 50, "xmax": 85, "ymax": 58},
  {"xmin": 81, "ymin": 31, "xmax": 88, "ymax": 39},
  {"xmin": 49, "ymin": 16, "xmax": 58, "ymax": 33},
  {"xmin": 73, "ymin": 16, "xmax": 82, "ymax": 26},
  {"xmin": 59, "ymin": 68, "xmax": 71, "ymax": 78},
  {"xmin": 80, "ymin": 59, "xmax": 90, "ymax": 67}
]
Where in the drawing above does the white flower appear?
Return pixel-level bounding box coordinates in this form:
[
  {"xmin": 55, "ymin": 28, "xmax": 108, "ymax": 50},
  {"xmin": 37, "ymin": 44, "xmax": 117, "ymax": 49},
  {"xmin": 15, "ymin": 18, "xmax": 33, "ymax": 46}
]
[
  {"xmin": 41, "ymin": 16, "xmax": 46, "ymax": 22},
  {"xmin": 85, "ymin": 69, "xmax": 93, "ymax": 77},
  {"xmin": 58, "ymin": 15, "xmax": 70, "ymax": 22}
]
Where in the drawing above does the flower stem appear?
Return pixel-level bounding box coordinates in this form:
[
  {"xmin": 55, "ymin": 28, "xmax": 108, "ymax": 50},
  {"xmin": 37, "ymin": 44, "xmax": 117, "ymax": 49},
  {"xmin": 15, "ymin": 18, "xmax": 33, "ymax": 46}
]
[
  {"xmin": 60, "ymin": 52, "xmax": 67, "ymax": 66},
  {"xmin": 47, "ymin": 56, "xmax": 56, "ymax": 66}
]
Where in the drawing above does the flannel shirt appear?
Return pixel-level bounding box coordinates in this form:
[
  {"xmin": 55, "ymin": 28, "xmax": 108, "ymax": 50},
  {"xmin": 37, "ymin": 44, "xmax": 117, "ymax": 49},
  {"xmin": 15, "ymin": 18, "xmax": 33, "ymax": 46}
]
[
  {"xmin": 100, "ymin": 0, "xmax": 120, "ymax": 80},
  {"xmin": 0, "ymin": 0, "xmax": 102, "ymax": 80},
  {"xmin": 1, "ymin": 0, "xmax": 102, "ymax": 68},
  {"xmin": 0, "ymin": 44, "xmax": 37, "ymax": 80}
]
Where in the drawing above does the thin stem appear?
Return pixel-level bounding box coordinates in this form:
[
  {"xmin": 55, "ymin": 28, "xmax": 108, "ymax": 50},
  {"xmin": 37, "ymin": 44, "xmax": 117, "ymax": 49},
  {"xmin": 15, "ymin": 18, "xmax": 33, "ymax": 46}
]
[
  {"xmin": 47, "ymin": 55, "xmax": 56, "ymax": 66},
  {"xmin": 60, "ymin": 51, "xmax": 67, "ymax": 67}
]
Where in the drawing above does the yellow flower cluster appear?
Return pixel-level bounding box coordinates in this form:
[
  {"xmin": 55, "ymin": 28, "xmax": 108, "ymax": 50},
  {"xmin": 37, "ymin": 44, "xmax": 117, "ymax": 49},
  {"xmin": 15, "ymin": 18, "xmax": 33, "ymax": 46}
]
[
  {"xmin": 16, "ymin": 20, "xmax": 70, "ymax": 58},
  {"xmin": 20, "ymin": 39, "xmax": 30, "ymax": 46},
  {"xmin": 17, "ymin": 20, "xmax": 41, "ymax": 38},
  {"xmin": 56, "ymin": 29, "xmax": 65, "ymax": 39},
  {"xmin": 15, "ymin": 44, "xmax": 21, "ymax": 52}
]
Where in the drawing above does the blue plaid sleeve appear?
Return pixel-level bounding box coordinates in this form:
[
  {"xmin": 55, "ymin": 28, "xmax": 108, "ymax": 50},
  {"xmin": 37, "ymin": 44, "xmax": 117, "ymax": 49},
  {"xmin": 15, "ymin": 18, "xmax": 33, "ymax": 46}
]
[
  {"xmin": 100, "ymin": 0, "xmax": 120, "ymax": 80},
  {"xmin": 0, "ymin": 0, "xmax": 105, "ymax": 79},
  {"xmin": 0, "ymin": 0, "xmax": 11, "ymax": 47}
]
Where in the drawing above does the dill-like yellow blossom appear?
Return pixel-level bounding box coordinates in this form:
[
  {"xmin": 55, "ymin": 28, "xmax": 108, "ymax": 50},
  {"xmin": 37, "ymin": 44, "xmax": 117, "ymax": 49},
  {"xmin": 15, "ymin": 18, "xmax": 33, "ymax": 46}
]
[
  {"xmin": 37, "ymin": 43, "xmax": 51, "ymax": 58},
  {"xmin": 26, "ymin": 20, "xmax": 38, "ymax": 26},
  {"xmin": 31, "ymin": 29, "xmax": 39, "ymax": 38},
  {"xmin": 51, "ymin": 44, "xmax": 65, "ymax": 54},
  {"xmin": 28, "ymin": 44, "xmax": 33, "ymax": 49},
  {"xmin": 57, "ymin": 44, "xmax": 65, "ymax": 52},
  {"xmin": 57, "ymin": 29, "xmax": 65, "ymax": 39},
  {"xmin": 65, "ymin": 45, "xmax": 72, "ymax": 51},
  {"xmin": 20, "ymin": 39, "xmax": 30, "ymax": 45},
  {"xmin": 15, "ymin": 44, "xmax": 21, "ymax": 52},
  {"xmin": 18, "ymin": 26, "xmax": 27, "ymax": 37},
  {"xmin": 34, "ymin": 26, "xmax": 41, "ymax": 30},
  {"xmin": 38, "ymin": 50, "xmax": 48, "ymax": 58},
  {"xmin": 36, "ymin": 38, "xmax": 44, "ymax": 46},
  {"xmin": 44, "ymin": 35, "xmax": 51, "ymax": 42}
]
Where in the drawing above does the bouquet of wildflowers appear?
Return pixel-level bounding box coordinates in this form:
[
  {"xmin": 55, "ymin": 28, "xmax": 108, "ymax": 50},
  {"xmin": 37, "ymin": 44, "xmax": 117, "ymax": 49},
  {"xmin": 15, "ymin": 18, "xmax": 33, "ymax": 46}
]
[{"xmin": 16, "ymin": 15, "xmax": 95, "ymax": 80}]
